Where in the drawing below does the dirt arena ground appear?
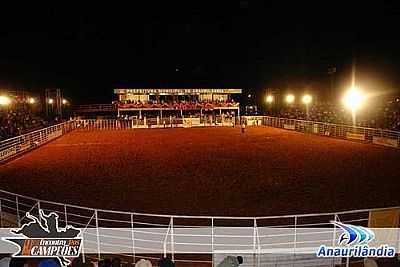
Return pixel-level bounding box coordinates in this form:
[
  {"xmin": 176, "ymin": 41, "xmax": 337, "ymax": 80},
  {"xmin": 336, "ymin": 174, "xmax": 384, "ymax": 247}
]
[{"xmin": 0, "ymin": 126, "xmax": 399, "ymax": 217}]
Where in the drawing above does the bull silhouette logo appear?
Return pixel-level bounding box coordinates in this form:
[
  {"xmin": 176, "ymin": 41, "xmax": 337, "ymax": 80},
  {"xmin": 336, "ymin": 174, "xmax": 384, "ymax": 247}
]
[{"xmin": 3, "ymin": 210, "xmax": 82, "ymax": 266}]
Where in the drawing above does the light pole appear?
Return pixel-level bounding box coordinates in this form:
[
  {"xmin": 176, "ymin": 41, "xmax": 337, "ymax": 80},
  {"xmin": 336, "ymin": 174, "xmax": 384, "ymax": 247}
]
[
  {"xmin": 343, "ymin": 87, "xmax": 365, "ymax": 126},
  {"xmin": 302, "ymin": 94, "xmax": 312, "ymax": 119},
  {"xmin": 285, "ymin": 94, "xmax": 295, "ymax": 104},
  {"xmin": 0, "ymin": 96, "xmax": 11, "ymax": 106},
  {"xmin": 265, "ymin": 95, "xmax": 274, "ymax": 115}
]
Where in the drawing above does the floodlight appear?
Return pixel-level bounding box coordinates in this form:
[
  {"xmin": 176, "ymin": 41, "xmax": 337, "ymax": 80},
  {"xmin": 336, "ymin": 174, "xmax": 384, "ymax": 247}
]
[
  {"xmin": 0, "ymin": 96, "xmax": 11, "ymax": 106},
  {"xmin": 302, "ymin": 95, "xmax": 312, "ymax": 104},
  {"xmin": 286, "ymin": 94, "xmax": 295, "ymax": 103},
  {"xmin": 343, "ymin": 87, "xmax": 365, "ymax": 111}
]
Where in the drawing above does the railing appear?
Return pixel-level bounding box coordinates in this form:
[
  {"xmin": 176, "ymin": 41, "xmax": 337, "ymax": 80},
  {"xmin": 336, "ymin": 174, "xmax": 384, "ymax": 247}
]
[
  {"xmin": 0, "ymin": 190, "xmax": 397, "ymax": 266},
  {"xmin": 245, "ymin": 116, "xmax": 400, "ymax": 148},
  {"xmin": 0, "ymin": 120, "xmax": 78, "ymax": 163},
  {"xmin": 77, "ymin": 117, "xmax": 236, "ymax": 130},
  {"xmin": 73, "ymin": 104, "xmax": 116, "ymax": 113}
]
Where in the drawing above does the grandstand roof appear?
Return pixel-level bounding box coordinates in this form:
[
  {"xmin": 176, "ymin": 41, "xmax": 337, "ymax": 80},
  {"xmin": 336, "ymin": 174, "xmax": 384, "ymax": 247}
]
[{"xmin": 114, "ymin": 88, "xmax": 242, "ymax": 95}]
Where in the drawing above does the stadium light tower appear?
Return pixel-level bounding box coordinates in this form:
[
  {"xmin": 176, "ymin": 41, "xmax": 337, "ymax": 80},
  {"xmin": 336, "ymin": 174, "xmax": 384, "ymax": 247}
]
[
  {"xmin": 343, "ymin": 87, "xmax": 365, "ymax": 125},
  {"xmin": 266, "ymin": 95, "xmax": 274, "ymax": 104},
  {"xmin": 302, "ymin": 94, "xmax": 312, "ymax": 119},
  {"xmin": 0, "ymin": 96, "xmax": 11, "ymax": 106},
  {"xmin": 285, "ymin": 94, "xmax": 295, "ymax": 104}
]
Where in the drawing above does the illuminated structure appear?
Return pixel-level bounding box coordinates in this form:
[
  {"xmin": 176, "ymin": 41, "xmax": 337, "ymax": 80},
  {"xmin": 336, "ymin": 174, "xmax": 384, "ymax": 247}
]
[{"xmin": 114, "ymin": 88, "xmax": 242, "ymax": 118}]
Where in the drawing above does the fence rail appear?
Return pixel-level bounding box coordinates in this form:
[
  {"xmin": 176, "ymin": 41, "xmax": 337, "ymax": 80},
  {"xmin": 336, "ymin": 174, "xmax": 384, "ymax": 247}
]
[
  {"xmin": 0, "ymin": 120, "xmax": 78, "ymax": 163},
  {"xmin": 245, "ymin": 116, "xmax": 400, "ymax": 148},
  {"xmin": 0, "ymin": 189, "xmax": 398, "ymax": 266},
  {"xmin": 77, "ymin": 116, "xmax": 236, "ymax": 130}
]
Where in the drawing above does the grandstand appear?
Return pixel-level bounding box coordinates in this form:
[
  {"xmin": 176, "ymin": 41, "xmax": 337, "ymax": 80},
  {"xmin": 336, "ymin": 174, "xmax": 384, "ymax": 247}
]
[{"xmin": 114, "ymin": 88, "xmax": 241, "ymax": 118}]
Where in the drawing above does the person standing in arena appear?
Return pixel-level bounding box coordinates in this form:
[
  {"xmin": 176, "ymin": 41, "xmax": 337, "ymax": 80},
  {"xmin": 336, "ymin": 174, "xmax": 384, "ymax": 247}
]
[{"xmin": 217, "ymin": 256, "xmax": 243, "ymax": 267}]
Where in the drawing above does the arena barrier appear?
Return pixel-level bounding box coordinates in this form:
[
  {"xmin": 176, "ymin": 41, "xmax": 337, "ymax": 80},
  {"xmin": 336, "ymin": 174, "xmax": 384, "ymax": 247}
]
[
  {"xmin": 245, "ymin": 116, "xmax": 400, "ymax": 148},
  {"xmin": 0, "ymin": 120, "xmax": 78, "ymax": 163},
  {"xmin": 77, "ymin": 116, "xmax": 236, "ymax": 131},
  {"xmin": 0, "ymin": 190, "xmax": 398, "ymax": 266}
]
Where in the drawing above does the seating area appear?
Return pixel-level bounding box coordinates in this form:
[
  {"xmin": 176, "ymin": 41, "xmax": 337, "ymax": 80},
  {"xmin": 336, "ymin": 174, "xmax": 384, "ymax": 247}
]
[
  {"xmin": 275, "ymin": 97, "xmax": 400, "ymax": 131},
  {"xmin": 0, "ymin": 107, "xmax": 48, "ymax": 141},
  {"xmin": 118, "ymin": 100, "xmax": 239, "ymax": 110}
]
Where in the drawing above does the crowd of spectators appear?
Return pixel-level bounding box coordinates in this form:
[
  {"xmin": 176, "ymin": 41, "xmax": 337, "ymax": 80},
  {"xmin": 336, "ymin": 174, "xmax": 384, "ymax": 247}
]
[
  {"xmin": 0, "ymin": 104, "xmax": 54, "ymax": 141},
  {"xmin": 274, "ymin": 97, "xmax": 400, "ymax": 131},
  {"xmin": 118, "ymin": 99, "xmax": 239, "ymax": 110}
]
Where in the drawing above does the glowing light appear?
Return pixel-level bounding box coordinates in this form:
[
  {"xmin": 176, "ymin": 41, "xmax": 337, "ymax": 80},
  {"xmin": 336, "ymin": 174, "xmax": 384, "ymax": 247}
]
[
  {"xmin": 302, "ymin": 95, "xmax": 312, "ymax": 104},
  {"xmin": 62, "ymin": 99, "xmax": 68, "ymax": 105},
  {"xmin": 343, "ymin": 87, "xmax": 365, "ymax": 111},
  {"xmin": 266, "ymin": 95, "xmax": 274, "ymax": 104},
  {"xmin": 28, "ymin": 97, "xmax": 35, "ymax": 104},
  {"xmin": 0, "ymin": 96, "xmax": 11, "ymax": 106},
  {"xmin": 48, "ymin": 98, "xmax": 54, "ymax": 104},
  {"xmin": 286, "ymin": 94, "xmax": 295, "ymax": 104}
]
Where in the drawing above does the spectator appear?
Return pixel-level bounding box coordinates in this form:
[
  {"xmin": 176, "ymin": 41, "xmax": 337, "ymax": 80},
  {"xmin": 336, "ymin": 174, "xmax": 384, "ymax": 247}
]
[
  {"xmin": 135, "ymin": 259, "xmax": 152, "ymax": 267},
  {"xmin": 217, "ymin": 256, "xmax": 243, "ymax": 267}
]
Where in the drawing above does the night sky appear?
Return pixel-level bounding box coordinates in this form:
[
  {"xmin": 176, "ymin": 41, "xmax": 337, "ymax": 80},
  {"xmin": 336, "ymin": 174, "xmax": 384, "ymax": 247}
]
[{"xmin": 1, "ymin": 2, "xmax": 400, "ymax": 104}]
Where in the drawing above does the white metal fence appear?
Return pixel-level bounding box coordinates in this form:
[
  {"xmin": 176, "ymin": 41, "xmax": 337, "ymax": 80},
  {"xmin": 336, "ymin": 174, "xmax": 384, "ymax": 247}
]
[
  {"xmin": 0, "ymin": 120, "xmax": 78, "ymax": 163},
  {"xmin": 0, "ymin": 190, "xmax": 397, "ymax": 266},
  {"xmin": 77, "ymin": 116, "xmax": 236, "ymax": 130},
  {"xmin": 245, "ymin": 116, "xmax": 400, "ymax": 148}
]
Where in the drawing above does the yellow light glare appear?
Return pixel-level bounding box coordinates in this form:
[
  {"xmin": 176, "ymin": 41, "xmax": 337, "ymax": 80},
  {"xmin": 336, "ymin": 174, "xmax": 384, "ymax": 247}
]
[
  {"xmin": 62, "ymin": 99, "xmax": 68, "ymax": 105},
  {"xmin": 266, "ymin": 95, "xmax": 274, "ymax": 103},
  {"xmin": 343, "ymin": 87, "xmax": 365, "ymax": 111},
  {"xmin": 28, "ymin": 97, "xmax": 35, "ymax": 104},
  {"xmin": 302, "ymin": 95, "xmax": 312, "ymax": 104},
  {"xmin": 48, "ymin": 98, "xmax": 54, "ymax": 104},
  {"xmin": 0, "ymin": 96, "xmax": 11, "ymax": 106},
  {"xmin": 286, "ymin": 94, "xmax": 295, "ymax": 103}
]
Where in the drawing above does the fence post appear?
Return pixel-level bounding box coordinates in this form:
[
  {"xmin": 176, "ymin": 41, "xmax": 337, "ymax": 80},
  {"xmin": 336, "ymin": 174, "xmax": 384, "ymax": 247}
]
[
  {"xmin": 331, "ymin": 214, "xmax": 338, "ymax": 267},
  {"xmin": 16, "ymin": 196, "xmax": 20, "ymax": 227},
  {"xmin": 211, "ymin": 218, "xmax": 214, "ymax": 267},
  {"xmin": 256, "ymin": 218, "xmax": 261, "ymax": 267},
  {"xmin": 293, "ymin": 215, "xmax": 297, "ymax": 267},
  {"xmin": 94, "ymin": 210, "xmax": 101, "ymax": 261},
  {"xmin": 253, "ymin": 218, "xmax": 257, "ymax": 267},
  {"xmin": 64, "ymin": 204, "xmax": 68, "ymax": 227},
  {"xmin": 130, "ymin": 213, "xmax": 136, "ymax": 264},
  {"xmin": 171, "ymin": 216, "xmax": 175, "ymax": 263},
  {"xmin": 0, "ymin": 199, "xmax": 2, "ymax": 228},
  {"xmin": 294, "ymin": 216, "xmax": 297, "ymax": 253}
]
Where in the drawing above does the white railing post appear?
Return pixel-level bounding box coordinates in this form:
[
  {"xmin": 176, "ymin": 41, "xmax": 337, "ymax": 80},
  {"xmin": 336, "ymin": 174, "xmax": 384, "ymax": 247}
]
[
  {"xmin": 130, "ymin": 213, "xmax": 136, "ymax": 264},
  {"xmin": 94, "ymin": 210, "xmax": 101, "ymax": 261},
  {"xmin": 256, "ymin": 218, "xmax": 261, "ymax": 267},
  {"xmin": 293, "ymin": 215, "xmax": 297, "ymax": 267},
  {"xmin": 163, "ymin": 220, "xmax": 171, "ymax": 259},
  {"xmin": 171, "ymin": 216, "xmax": 175, "ymax": 263},
  {"xmin": 253, "ymin": 218, "xmax": 257, "ymax": 267},
  {"xmin": 331, "ymin": 214, "xmax": 338, "ymax": 267},
  {"xmin": 64, "ymin": 204, "xmax": 68, "ymax": 227},
  {"xmin": 16, "ymin": 196, "xmax": 20, "ymax": 227},
  {"xmin": 0, "ymin": 199, "xmax": 3, "ymax": 227},
  {"xmin": 294, "ymin": 215, "xmax": 297, "ymax": 253},
  {"xmin": 211, "ymin": 218, "xmax": 214, "ymax": 267}
]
